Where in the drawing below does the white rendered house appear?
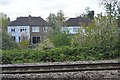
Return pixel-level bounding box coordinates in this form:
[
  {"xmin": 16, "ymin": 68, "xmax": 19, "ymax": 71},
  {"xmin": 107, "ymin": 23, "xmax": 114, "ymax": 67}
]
[
  {"xmin": 7, "ymin": 15, "xmax": 50, "ymax": 44},
  {"xmin": 62, "ymin": 17, "xmax": 91, "ymax": 34}
]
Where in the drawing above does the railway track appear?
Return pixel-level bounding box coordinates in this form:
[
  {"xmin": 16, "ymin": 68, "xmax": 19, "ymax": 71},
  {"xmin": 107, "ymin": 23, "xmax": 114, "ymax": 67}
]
[{"xmin": 1, "ymin": 62, "xmax": 120, "ymax": 74}]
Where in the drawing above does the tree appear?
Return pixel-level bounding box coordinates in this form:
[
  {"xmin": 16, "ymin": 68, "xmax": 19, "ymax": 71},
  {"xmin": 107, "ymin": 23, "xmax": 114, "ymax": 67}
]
[
  {"xmin": 116, "ymin": 2, "xmax": 120, "ymax": 50},
  {"xmin": 46, "ymin": 10, "xmax": 68, "ymax": 47},
  {"xmin": 99, "ymin": 0, "xmax": 119, "ymax": 24},
  {"xmin": 99, "ymin": 0, "xmax": 120, "ymax": 50},
  {"xmin": 47, "ymin": 13, "xmax": 57, "ymax": 29},
  {"xmin": 83, "ymin": 7, "xmax": 95, "ymax": 19},
  {"xmin": 56, "ymin": 10, "xmax": 65, "ymax": 30},
  {"xmin": 50, "ymin": 30, "xmax": 71, "ymax": 47},
  {"xmin": 85, "ymin": 7, "xmax": 90, "ymax": 14},
  {"xmin": 0, "ymin": 13, "xmax": 18, "ymax": 50},
  {"xmin": 72, "ymin": 14, "xmax": 118, "ymax": 48},
  {"xmin": 35, "ymin": 39, "xmax": 54, "ymax": 50},
  {"xmin": 0, "ymin": 13, "xmax": 10, "ymax": 30},
  {"xmin": 87, "ymin": 11, "xmax": 94, "ymax": 19},
  {"xmin": 19, "ymin": 32, "xmax": 29, "ymax": 49},
  {"xmin": 47, "ymin": 10, "xmax": 65, "ymax": 31}
]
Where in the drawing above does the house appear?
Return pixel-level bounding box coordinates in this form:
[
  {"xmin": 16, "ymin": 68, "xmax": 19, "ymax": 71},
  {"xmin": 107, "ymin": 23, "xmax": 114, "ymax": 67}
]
[
  {"xmin": 7, "ymin": 15, "xmax": 50, "ymax": 44},
  {"xmin": 63, "ymin": 17, "xmax": 91, "ymax": 34}
]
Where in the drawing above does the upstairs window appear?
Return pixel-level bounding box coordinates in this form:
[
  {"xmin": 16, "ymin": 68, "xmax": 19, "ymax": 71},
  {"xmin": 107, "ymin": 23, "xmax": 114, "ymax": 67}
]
[
  {"xmin": 63, "ymin": 27, "xmax": 69, "ymax": 32},
  {"xmin": 11, "ymin": 29, "xmax": 15, "ymax": 32},
  {"xmin": 20, "ymin": 29, "xmax": 26, "ymax": 32},
  {"xmin": 44, "ymin": 27, "xmax": 48, "ymax": 32},
  {"xmin": 32, "ymin": 27, "xmax": 39, "ymax": 32},
  {"xmin": 73, "ymin": 27, "xmax": 78, "ymax": 32}
]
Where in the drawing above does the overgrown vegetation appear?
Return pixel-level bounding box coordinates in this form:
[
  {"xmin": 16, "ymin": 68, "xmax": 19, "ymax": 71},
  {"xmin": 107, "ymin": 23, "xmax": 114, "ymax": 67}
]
[
  {"xmin": 1, "ymin": 0, "xmax": 120, "ymax": 64},
  {"xmin": 2, "ymin": 46, "xmax": 120, "ymax": 64},
  {"xmin": 49, "ymin": 30, "xmax": 71, "ymax": 47},
  {"xmin": 0, "ymin": 13, "xmax": 19, "ymax": 50}
]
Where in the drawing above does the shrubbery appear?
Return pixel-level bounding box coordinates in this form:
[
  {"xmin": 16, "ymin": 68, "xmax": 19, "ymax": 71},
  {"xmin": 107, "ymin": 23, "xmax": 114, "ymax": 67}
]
[{"xmin": 2, "ymin": 46, "xmax": 120, "ymax": 64}]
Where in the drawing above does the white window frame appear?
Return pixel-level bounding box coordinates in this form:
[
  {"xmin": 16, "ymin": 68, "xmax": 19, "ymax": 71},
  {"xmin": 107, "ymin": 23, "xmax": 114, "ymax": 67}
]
[
  {"xmin": 32, "ymin": 27, "xmax": 39, "ymax": 32},
  {"xmin": 44, "ymin": 27, "xmax": 48, "ymax": 32},
  {"xmin": 63, "ymin": 27, "xmax": 69, "ymax": 32},
  {"xmin": 11, "ymin": 28, "xmax": 15, "ymax": 32},
  {"xmin": 73, "ymin": 27, "xmax": 78, "ymax": 32},
  {"xmin": 20, "ymin": 27, "xmax": 27, "ymax": 32}
]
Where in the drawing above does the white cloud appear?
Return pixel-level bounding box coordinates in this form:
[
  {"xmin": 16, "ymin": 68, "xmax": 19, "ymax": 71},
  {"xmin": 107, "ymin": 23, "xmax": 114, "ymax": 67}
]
[{"xmin": 0, "ymin": 0, "xmax": 105, "ymax": 21}]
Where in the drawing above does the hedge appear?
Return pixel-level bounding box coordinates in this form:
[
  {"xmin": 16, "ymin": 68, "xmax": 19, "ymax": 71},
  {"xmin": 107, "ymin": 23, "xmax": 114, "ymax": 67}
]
[{"xmin": 1, "ymin": 46, "xmax": 120, "ymax": 64}]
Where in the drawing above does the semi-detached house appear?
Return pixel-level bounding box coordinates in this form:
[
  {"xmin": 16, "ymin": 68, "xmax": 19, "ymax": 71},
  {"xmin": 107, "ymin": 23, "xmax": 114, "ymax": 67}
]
[
  {"xmin": 7, "ymin": 15, "xmax": 50, "ymax": 44},
  {"xmin": 8, "ymin": 15, "xmax": 91, "ymax": 44},
  {"xmin": 63, "ymin": 17, "xmax": 91, "ymax": 34}
]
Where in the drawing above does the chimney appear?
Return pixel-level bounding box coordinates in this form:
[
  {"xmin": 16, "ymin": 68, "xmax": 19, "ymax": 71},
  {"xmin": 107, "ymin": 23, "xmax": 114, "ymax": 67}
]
[
  {"xmin": 29, "ymin": 15, "xmax": 31, "ymax": 17},
  {"xmin": 28, "ymin": 15, "xmax": 32, "ymax": 25},
  {"xmin": 16, "ymin": 17, "xmax": 19, "ymax": 20}
]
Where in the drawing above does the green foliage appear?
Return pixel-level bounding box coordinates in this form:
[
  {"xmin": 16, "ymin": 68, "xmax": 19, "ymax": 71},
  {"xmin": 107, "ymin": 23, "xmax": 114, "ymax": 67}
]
[
  {"xmin": 0, "ymin": 13, "xmax": 18, "ymax": 50},
  {"xmin": 47, "ymin": 13, "xmax": 57, "ymax": 29},
  {"xmin": 82, "ymin": 7, "xmax": 94, "ymax": 19},
  {"xmin": 87, "ymin": 11, "xmax": 94, "ymax": 19},
  {"xmin": 19, "ymin": 32, "xmax": 29, "ymax": 49},
  {"xmin": 2, "ymin": 46, "xmax": 120, "ymax": 64},
  {"xmin": 56, "ymin": 10, "xmax": 65, "ymax": 29},
  {"xmin": 47, "ymin": 10, "xmax": 65, "ymax": 30},
  {"xmin": 100, "ymin": 0, "xmax": 119, "ymax": 17},
  {"xmin": 50, "ymin": 30, "xmax": 71, "ymax": 47},
  {"xmin": 0, "ymin": 13, "xmax": 9, "ymax": 30},
  {"xmin": 46, "ymin": 10, "xmax": 66, "ymax": 45},
  {"xmin": 2, "ymin": 30, "xmax": 19, "ymax": 50},
  {"xmin": 35, "ymin": 39, "xmax": 55, "ymax": 50},
  {"xmin": 117, "ymin": 5, "xmax": 120, "ymax": 29},
  {"xmin": 19, "ymin": 40, "xmax": 29, "ymax": 49},
  {"xmin": 72, "ymin": 14, "xmax": 118, "ymax": 48}
]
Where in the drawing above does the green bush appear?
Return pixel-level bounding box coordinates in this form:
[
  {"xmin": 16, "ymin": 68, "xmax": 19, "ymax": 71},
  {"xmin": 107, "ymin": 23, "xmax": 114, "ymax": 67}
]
[
  {"xmin": 49, "ymin": 31, "xmax": 71, "ymax": 47},
  {"xmin": 2, "ymin": 46, "xmax": 120, "ymax": 64}
]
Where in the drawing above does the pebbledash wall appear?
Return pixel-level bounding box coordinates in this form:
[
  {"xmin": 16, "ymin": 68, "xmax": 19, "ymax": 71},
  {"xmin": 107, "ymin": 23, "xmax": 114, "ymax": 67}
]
[{"xmin": 7, "ymin": 26, "xmax": 30, "ymax": 42}]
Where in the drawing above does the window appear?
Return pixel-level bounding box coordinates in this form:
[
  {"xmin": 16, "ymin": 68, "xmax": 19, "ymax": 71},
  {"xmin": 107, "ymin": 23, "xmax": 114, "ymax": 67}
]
[
  {"xmin": 20, "ymin": 29, "xmax": 26, "ymax": 32},
  {"xmin": 11, "ymin": 29, "xmax": 15, "ymax": 32},
  {"xmin": 11, "ymin": 36, "xmax": 15, "ymax": 41},
  {"xmin": 32, "ymin": 37, "xmax": 40, "ymax": 44},
  {"xmin": 73, "ymin": 27, "xmax": 78, "ymax": 32},
  {"xmin": 32, "ymin": 27, "xmax": 39, "ymax": 32},
  {"xmin": 44, "ymin": 27, "xmax": 48, "ymax": 32},
  {"xmin": 20, "ymin": 29, "xmax": 22, "ymax": 32},
  {"xmin": 63, "ymin": 27, "xmax": 69, "ymax": 32},
  {"xmin": 19, "ymin": 36, "xmax": 21, "ymax": 42}
]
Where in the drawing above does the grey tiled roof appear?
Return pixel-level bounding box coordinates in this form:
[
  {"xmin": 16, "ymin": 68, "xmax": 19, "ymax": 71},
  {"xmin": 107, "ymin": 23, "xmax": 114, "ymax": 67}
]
[
  {"xmin": 65, "ymin": 17, "xmax": 92, "ymax": 26},
  {"xmin": 9, "ymin": 15, "xmax": 50, "ymax": 26}
]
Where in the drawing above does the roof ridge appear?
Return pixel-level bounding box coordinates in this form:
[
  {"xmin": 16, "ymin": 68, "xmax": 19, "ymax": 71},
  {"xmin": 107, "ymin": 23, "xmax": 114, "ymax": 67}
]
[{"xmin": 8, "ymin": 15, "xmax": 49, "ymax": 26}]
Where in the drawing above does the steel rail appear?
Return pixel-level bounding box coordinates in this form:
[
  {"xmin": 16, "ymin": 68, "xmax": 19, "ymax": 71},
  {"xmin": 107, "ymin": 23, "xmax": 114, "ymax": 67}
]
[
  {"xmin": 2, "ymin": 67, "xmax": 120, "ymax": 74},
  {"xmin": 2, "ymin": 62, "xmax": 120, "ymax": 68},
  {"xmin": 2, "ymin": 62, "xmax": 120, "ymax": 74}
]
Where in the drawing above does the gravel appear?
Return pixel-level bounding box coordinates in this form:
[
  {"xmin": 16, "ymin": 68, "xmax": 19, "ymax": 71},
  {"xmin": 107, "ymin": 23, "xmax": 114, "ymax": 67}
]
[
  {"xmin": 1, "ymin": 60, "xmax": 120, "ymax": 80},
  {"xmin": 1, "ymin": 60, "xmax": 120, "ymax": 67},
  {"xmin": 2, "ymin": 70, "xmax": 119, "ymax": 79}
]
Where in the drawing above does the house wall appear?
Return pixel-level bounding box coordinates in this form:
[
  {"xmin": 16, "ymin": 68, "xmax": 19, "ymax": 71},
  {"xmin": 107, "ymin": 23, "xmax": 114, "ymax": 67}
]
[
  {"xmin": 7, "ymin": 26, "xmax": 30, "ymax": 42},
  {"xmin": 62, "ymin": 26, "xmax": 80, "ymax": 34},
  {"xmin": 30, "ymin": 26, "xmax": 45, "ymax": 44},
  {"xmin": 8, "ymin": 26, "xmax": 50, "ymax": 44},
  {"xmin": 62, "ymin": 26, "xmax": 86, "ymax": 34}
]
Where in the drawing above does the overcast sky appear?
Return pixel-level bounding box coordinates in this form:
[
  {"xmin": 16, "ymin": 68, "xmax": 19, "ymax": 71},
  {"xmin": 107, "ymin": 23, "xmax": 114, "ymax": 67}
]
[{"xmin": 0, "ymin": 0, "xmax": 105, "ymax": 21}]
